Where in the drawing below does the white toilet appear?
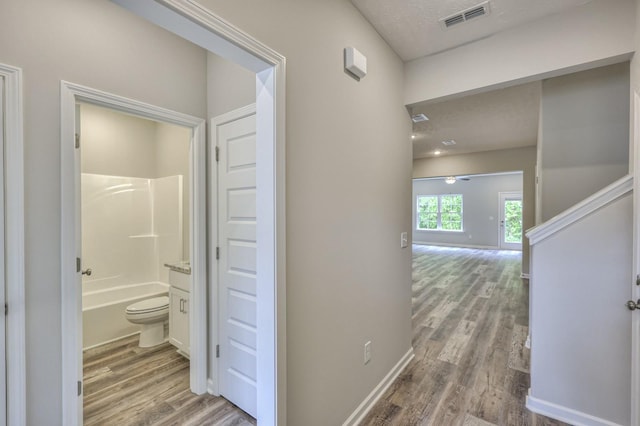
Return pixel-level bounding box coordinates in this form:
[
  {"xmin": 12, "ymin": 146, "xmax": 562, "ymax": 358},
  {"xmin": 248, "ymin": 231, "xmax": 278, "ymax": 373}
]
[{"xmin": 125, "ymin": 296, "xmax": 169, "ymax": 347}]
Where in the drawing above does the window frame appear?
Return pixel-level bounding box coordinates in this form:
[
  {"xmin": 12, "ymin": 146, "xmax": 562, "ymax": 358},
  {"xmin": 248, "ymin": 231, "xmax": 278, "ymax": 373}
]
[{"xmin": 416, "ymin": 194, "xmax": 463, "ymax": 232}]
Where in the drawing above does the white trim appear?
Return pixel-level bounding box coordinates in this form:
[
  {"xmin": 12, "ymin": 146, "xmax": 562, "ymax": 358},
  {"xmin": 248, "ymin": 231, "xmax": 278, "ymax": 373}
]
[
  {"xmin": 526, "ymin": 175, "xmax": 633, "ymax": 245},
  {"xmin": 342, "ymin": 348, "xmax": 414, "ymax": 426},
  {"xmin": 208, "ymin": 103, "xmax": 257, "ymax": 398},
  {"xmin": 110, "ymin": 2, "xmax": 287, "ymax": 424},
  {"xmin": 412, "ymin": 241, "xmax": 499, "ymax": 250},
  {"xmin": 631, "ymin": 91, "xmax": 640, "ymax": 426},
  {"xmin": 0, "ymin": 63, "xmax": 26, "ymax": 426},
  {"xmin": 526, "ymin": 391, "xmax": 625, "ymax": 426},
  {"xmin": 520, "ymin": 273, "xmax": 530, "ymax": 279},
  {"xmin": 60, "ymin": 81, "xmax": 207, "ymax": 425}
]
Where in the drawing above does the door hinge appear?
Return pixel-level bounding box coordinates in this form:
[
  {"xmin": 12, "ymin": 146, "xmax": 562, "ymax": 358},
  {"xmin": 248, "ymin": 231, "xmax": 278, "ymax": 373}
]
[
  {"xmin": 636, "ymin": 274, "xmax": 640, "ymax": 286},
  {"xmin": 216, "ymin": 344, "xmax": 220, "ymax": 358},
  {"xmin": 76, "ymin": 257, "xmax": 81, "ymax": 273},
  {"xmin": 75, "ymin": 133, "xmax": 80, "ymax": 149},
  {"xmin": 4, "ymin": 303, "xmax": 7, "ymax": 316},
  {"xmin": 77, "ymin": 380, "xmax": 82, "ymax": 396},
  {"xmin": 215, "ymin": 146, "xmax": 219, "ymax": 162},
  {"xmin": 216, "ymin": 247, "xmax": 220, "ymax": 260}
]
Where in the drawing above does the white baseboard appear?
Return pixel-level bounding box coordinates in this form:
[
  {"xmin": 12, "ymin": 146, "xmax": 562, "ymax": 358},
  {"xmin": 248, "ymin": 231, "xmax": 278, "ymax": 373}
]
[
  {"xmin": 412, "ymin": 241, "xmax": 498, "ymax": 250},
  {"xmin": 526, "ymin": 390, "xmax": 624, "ymax": 426},
  {"xmin": 342, "ymin": 347, "xmax": 414, "ymax": 426}
]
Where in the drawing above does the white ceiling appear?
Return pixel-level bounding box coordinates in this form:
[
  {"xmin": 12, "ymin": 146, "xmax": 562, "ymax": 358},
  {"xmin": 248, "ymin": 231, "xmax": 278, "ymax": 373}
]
[
  {"xmin": 350, "ymin": 0, "xmax": 592, "ymax": 61},
  {"xmin": 411, "ymin": 82, "xmax": 540, "ymax": 159}
]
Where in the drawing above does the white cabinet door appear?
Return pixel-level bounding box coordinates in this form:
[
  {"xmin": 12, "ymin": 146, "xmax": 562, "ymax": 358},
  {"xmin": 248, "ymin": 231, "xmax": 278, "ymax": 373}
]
[
  {"xmin": 169, "ymin": 287, "xmax": 189, "ymax": 356},
  {"xmin": 217, "ymin": 110, "xmax": 257, "ymax": 418}
]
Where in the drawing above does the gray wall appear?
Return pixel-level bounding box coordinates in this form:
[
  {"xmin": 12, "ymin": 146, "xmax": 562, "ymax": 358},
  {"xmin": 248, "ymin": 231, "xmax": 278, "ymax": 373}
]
[
  {"xmin": 207, "ymin": 53, "xmax": 255, "ymax": 118},
  {"xmin": 0, "ymin": 0, "xmax": 207, "ymax": 422},
  {"xmin": 413, "ymin": 146, "xmax": 536, "ymax": 274},
  {"xmin": 413, "ymin": 173, "xmax": 523, "ymax": 249},
  {"xmin": 201, "ymin": 1, "xmax": 413, "ymax": 424},
  {"xmin": 540, "ymin": 62, "xmax": 630, "ymax": 221}
]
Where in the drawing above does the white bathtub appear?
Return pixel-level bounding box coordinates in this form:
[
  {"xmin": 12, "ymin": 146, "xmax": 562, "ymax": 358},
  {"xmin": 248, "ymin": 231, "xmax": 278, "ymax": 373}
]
[{"xmin": 83, "ymin": 282, "xmax": 169, "ymax": 349}]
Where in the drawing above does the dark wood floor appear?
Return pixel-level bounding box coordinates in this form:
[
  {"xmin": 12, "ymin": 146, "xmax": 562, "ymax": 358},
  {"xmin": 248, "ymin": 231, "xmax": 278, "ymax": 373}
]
[
  {"xmin": 83, "ymin": 335, "xmax": 256, "ymax": 426},
  {"xmin": 361, "ymin": 245, "xmax": 568, "ymax": 426}
]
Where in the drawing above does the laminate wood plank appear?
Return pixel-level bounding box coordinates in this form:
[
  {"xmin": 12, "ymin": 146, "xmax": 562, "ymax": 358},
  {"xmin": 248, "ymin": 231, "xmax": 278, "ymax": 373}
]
[
  {"xmin": 83, "ymin": 338, "xmax": 255, "ymax": 425},
  {"xmin": 508, "ymin": 324, "xmax": 530, "ymax": 373},
  {"xmin": 361, "ymin": 245, "xmax": 569, "ymax": 426},
  {"xmin": 463, "ymin": 413, "xmax": 498, "ymax": 426},
  {"xmin": 437, "ymin": 320, "xmax": 477, "ymax": 365}
]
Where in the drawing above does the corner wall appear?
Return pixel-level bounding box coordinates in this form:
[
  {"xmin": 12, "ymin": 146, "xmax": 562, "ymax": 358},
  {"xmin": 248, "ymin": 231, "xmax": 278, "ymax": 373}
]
[
  {"xmin": 539, "ymin": 63, "xmax": 630, "ymax": 221},
  {"xmin": 413, "ymin": 146, "xmax": 536, "ymax": 274},
  {"xmin": 200, "ymin": 1, "xmax": 413, "ymax": 423}
]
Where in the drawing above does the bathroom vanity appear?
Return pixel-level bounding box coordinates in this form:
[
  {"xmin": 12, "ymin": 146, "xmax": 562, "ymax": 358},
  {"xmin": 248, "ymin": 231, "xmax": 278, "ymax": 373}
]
[{"xmin": 165, "ymin": 262, "xmax": 191, "ymax": 358}]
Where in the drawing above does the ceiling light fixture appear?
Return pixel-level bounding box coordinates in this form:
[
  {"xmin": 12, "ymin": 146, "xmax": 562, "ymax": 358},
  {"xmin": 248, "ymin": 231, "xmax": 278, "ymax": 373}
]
[
  {"xmin": 411, "ymin": 134, "xmax": 416, "ymax": 139},
  {"xmin": 445, "ymin": 176, "xmax": 457, "ymax": 184},
  {"xmin": 434, "ymin": 150, "xmax": 441, "ymax": 155}
]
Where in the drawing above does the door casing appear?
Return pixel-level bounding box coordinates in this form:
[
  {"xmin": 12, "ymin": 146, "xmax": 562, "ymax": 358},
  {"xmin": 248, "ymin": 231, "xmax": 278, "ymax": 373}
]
[
  {"xmin": 60, "ymin": 82, "xmax": 207, "ymax": 424},
  {"xmin": 0, "ymin": 63, "xmax": 25, "ymax": 426}
]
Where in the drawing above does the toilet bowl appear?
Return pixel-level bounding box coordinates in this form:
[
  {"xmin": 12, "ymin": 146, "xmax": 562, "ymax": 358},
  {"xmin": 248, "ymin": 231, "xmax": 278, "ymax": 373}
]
[{"xmin": 125, "ymin": 296, "xmax": 169, "ymax": 347}]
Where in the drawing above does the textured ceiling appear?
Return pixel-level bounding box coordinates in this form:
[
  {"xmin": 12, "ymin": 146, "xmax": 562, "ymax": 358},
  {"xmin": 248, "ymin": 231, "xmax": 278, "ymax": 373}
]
[
  {"xmin": 351, "ymin": 0, "xmax": 592, "ymax": 61},
  {"xmin": 412, "ymin": 82, "xmax": 540, "ymax": 159}
]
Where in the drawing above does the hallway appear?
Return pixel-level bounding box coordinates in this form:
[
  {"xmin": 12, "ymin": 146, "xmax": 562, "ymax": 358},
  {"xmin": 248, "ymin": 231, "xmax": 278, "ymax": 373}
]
[{"xmin": 362, "ymin": 245, "xmax": 566, "ymax": 425}]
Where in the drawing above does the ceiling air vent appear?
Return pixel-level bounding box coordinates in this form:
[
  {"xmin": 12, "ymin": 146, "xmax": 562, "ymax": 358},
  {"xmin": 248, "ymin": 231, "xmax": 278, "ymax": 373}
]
[
  {"xmin": 411, "ymin": 113, "xmax": 429, "ymax": 123},
  {"xmin": 441, "ymin": 140, "xmax": 456, "ymax": 146},
  {"xmin": 440, "ymin": 1, "xmax": 491, "ymax": 29}
]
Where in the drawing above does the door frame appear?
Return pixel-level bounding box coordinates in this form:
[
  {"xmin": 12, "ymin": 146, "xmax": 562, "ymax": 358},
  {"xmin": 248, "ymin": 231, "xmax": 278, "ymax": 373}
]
[
  {"xmin": 208, "ymin": 104, "xmax": 257, "ymax": 399},
  {"xmin": 631, "ymin": 91, "xmax": 640, "ymax": 426},
  {"xmin": 0, "ymin": 63, "xmax": 26, "ymax": 426},
  {"xmin": 498, "ymin": 191, "xmax": 523, "ymax": 251},
  {"xmin": 112, "ymin": 1, "xmax": 287, "ymax": 424},
  {"xmin": 60, "ymin": 82, "xmax": 207, "ymax": 424}
]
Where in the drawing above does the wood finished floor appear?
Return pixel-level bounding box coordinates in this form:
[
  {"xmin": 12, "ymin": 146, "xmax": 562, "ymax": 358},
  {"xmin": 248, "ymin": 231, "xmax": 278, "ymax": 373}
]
[
  {"xmin": 361, "ymin": 245, "xmax": 568, "ymax": 426},
  {"xmin": 83, "ymin": 336, "xmax": 256, "ymax": 426}
]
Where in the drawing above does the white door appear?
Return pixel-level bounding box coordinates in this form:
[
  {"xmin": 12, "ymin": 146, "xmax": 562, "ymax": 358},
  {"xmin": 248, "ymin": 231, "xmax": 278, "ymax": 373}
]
[
  {"xmin": 499, "ymin": 192, "xmax": 522, "ymax": 251},
  {"xmin": 0, "ymin": 77, "xmax": 7, "ymax": 426},
  {"xmin": 216, "ymin": 107, "xmax": 257, "ymax": 418}
]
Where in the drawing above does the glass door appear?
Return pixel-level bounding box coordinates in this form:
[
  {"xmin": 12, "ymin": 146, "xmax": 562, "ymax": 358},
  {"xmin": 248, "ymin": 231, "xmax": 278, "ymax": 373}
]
[{"xmin": 499, "ymin": 192, "xmax": 522, "ymax": 251}]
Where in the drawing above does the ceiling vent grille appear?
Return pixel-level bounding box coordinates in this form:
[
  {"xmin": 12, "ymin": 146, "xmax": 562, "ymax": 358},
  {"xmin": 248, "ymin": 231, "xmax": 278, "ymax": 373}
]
[
  {"xmin": 441, "ymin": 140, "xmax": 456, "ymax": 146},
  {"xmin": 440, "ymin": 1, "xmax": 491, "ymax": 29},
  {"xmin": 411, "ymin": 113, "xmax": 429, "ymax": 123}
]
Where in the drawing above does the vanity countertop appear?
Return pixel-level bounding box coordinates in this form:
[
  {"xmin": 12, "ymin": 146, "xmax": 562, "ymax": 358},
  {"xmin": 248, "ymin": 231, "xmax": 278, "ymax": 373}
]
[{"xmin": 164, "ymin": 261, "xmax": 191, "ymax": 275}]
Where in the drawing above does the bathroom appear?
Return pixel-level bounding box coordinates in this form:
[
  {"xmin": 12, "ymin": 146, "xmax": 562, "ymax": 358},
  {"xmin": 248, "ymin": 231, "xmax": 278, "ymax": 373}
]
[{"xmin": 79, "ymin": 102, "xmax": 192, "ymax": 417}]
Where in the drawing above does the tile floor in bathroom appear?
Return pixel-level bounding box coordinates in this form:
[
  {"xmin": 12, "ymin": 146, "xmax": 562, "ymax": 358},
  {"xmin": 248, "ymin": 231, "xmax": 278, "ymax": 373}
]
[{"xmin": 83, "ymin": 335, "xmax": 255, "ymax": 425}]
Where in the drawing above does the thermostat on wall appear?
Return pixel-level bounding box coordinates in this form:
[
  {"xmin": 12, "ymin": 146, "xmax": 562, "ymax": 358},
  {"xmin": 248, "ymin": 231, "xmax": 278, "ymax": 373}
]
[{"xmin": 344, "ymin": 47, "xmax": 367, "ymax": 80}]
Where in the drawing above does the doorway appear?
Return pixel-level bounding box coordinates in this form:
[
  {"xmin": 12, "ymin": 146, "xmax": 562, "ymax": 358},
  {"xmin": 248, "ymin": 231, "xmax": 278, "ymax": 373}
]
[
  {"xmin": 61, "ymin": 82, "xmax": 207, "ymax": 423},
  {"xmin": 499, "ymin": 192, "xmax": 523, "ymax": 251}
]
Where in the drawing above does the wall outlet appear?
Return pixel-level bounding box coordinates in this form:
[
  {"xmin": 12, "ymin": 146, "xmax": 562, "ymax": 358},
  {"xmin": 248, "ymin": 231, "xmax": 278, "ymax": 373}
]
[
  {"xmin": 364, "ymin": 341, "xmax": 372, "ymax": 364},
  {"xmin": 400, "ymin": 232, "xmax": 408, "ymax": 248}
]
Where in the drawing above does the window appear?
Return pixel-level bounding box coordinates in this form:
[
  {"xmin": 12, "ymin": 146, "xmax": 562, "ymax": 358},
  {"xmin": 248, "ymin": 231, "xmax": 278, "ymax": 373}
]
[{"xmin": 417, "ymin": 194, "xmax": 463, "ymax": 231}]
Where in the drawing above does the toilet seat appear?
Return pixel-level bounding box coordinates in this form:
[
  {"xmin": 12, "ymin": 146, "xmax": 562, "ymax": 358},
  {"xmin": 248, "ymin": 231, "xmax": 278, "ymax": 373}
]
[{"xmin": 126, "ymin": 296, "xmax": 169, "ymax": 315}]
